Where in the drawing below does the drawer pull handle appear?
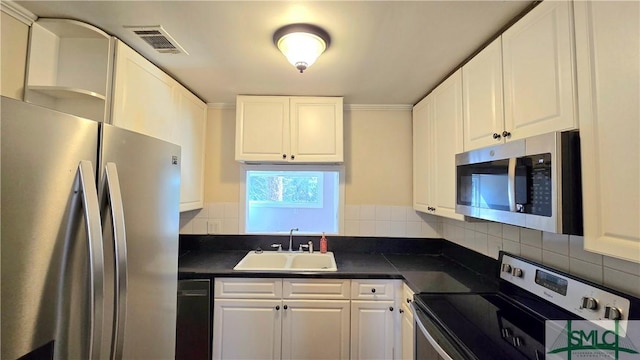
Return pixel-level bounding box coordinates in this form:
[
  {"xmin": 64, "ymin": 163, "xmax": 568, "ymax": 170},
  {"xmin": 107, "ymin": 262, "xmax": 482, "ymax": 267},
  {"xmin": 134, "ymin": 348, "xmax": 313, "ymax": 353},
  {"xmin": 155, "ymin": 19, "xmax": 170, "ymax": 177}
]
[{"xmin": 371, "ymin": 288, "xmax": 376, "ymax": 293}]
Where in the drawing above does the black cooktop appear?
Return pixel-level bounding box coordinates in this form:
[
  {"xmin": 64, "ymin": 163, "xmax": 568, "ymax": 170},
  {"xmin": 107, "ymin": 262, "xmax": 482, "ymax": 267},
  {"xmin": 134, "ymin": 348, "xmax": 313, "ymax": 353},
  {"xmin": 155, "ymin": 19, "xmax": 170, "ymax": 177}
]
[{"xmin": 414, "ymin": 292, "xmax": 582, "ymax": 360}]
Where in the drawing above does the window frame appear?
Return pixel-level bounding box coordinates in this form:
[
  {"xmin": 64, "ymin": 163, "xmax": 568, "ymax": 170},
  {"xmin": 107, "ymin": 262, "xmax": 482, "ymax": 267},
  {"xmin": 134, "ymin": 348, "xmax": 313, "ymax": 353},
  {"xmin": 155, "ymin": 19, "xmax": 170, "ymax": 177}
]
[{"xmin": 239, "ymin": 164, "xmax": 345, "ymax": 235}]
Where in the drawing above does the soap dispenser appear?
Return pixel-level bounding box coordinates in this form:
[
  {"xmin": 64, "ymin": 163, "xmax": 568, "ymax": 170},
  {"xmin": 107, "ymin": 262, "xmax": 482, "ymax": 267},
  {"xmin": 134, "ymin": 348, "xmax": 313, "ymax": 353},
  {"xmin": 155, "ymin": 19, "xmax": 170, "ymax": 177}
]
[{"xmin": 320, "ymin": 232, "xmax": 328, "ymax": 253}]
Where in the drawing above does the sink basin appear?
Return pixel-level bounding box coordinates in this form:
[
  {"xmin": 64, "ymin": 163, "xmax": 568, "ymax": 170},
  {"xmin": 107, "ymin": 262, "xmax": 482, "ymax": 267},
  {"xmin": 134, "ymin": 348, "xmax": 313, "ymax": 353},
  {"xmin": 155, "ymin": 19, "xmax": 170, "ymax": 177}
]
[
  {"xmin": 289, "ymin": 253, "xmax": 336, "ymax": 270},
  {"xmin": 233, "ymin": 251, "xmax": 337, "ymax": 272}
]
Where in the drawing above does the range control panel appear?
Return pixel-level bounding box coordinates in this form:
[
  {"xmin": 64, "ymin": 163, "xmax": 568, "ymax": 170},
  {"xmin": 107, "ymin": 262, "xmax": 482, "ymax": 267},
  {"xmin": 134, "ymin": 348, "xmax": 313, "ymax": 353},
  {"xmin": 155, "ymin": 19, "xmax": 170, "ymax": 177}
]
[{"xmin": 500, "ymin": 254, "xmax": 631, "ymax": 329}]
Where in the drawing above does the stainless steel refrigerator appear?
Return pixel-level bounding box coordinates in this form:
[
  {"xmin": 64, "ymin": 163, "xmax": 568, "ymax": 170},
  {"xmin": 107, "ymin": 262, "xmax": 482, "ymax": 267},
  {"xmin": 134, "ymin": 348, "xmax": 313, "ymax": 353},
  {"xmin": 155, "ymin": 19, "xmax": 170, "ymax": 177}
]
[{"xmin": 1, "ymin": 96, "xmax": 181, "ymax": 359}]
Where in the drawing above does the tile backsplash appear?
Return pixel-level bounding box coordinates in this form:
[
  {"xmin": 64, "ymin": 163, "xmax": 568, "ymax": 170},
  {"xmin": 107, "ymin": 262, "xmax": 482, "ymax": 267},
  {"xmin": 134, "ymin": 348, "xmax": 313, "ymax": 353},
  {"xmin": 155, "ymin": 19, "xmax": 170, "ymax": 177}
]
[
  {"xmin": 180, "ymin": 204, "xmax": 639, "ymax": 297},
  {"xmin": 441, "ymin": 218, "xmax": 640, "ymax": 298},
  {"xmin": 180, "ymin": 203, "xmax": 442, "ymax": 239}
]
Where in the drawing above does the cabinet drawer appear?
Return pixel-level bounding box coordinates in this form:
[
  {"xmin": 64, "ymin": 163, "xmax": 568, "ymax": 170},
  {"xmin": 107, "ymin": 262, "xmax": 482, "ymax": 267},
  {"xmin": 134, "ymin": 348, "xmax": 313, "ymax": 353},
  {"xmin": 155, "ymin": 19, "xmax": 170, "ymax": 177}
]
[
  {"xmin": 351, "ymin": 279, "xmax": 398, "ymax": 301},
  {"xmin": 214, "ymin": 278, "xmax": 282, "ymax": 299},
  {"xmin": 283, "ymin": 279, "xmax": 350, "ymax": 300}
]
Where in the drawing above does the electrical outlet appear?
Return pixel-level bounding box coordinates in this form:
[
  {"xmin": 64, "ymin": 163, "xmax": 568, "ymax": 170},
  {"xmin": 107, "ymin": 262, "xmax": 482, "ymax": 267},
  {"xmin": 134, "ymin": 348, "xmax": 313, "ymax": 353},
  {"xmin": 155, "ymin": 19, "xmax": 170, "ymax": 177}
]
[{"xmin": 208, "ymin": 219, "xmax": 222, "ymax": 234}]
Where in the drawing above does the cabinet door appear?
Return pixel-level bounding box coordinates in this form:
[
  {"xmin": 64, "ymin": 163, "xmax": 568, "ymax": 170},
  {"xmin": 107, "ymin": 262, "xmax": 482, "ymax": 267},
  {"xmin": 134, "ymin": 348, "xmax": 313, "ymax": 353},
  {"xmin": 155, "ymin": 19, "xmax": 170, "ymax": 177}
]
[
  {"xmin": 289, "ymin": 97, "xmax": 344, "ymax": 162},
  {"xmin": 281, "ymin": 300, "xmax": 350, "ymax": 360},
  {"xmin": 574, "ymin": 1, "xmax": 640, "ymax": 263},
  {"xmin": 111, "ymin": 41, "xmax": 176, "ymax": 141},
  {"xmin": 502, "ymin": 1, "xmax": 577, "ymax": 141},
  {"xmin": 235, "ymin": 96, "xmax": 290, "ymax": 162},
  {"xmin": 431, "ymin": 70, "xmax": 465, "ymax": 220},
  {"xmin": 400, "ymin": 303, "xmax": 414, "ymax": 360},
  {"xmin": 350, "ymin": 300, "xmax": 395, "ymax": 360},
  {"xmin": 412, "ymin": 96, "xmax": 432, "ymax": 213},
  {"xmin": 462, "ymin": 37, "xmax": 505, "ymax": 151},
  {"xmin": 212, "ymin": 299, "xmax": 282, "ymax": 360},
  {"xmin": 174, "ymin": 88, "xmax": 206, "ymax": 212}
]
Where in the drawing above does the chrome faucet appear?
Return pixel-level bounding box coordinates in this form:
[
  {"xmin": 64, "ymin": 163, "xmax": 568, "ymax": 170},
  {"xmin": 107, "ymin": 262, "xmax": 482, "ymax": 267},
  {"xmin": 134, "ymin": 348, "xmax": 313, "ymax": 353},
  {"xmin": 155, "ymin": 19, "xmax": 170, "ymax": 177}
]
[{"xmin": 289, "ymin": 228, "xmax": 299, "ymax": 252}]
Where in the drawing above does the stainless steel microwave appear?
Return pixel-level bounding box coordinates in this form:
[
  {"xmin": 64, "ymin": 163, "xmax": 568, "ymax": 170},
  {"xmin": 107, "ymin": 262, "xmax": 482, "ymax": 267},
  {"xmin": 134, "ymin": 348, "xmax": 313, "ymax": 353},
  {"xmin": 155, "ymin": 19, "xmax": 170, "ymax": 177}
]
[{"xmin": 455, "ymin": 131, "xmax": 583, "ymax": 235}]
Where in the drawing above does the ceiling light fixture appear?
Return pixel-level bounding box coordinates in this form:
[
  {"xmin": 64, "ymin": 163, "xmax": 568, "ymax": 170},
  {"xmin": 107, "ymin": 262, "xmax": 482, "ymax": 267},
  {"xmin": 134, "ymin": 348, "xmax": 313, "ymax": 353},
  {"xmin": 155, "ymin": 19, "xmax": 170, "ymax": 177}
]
[{"xmin": 273, "ymin": 23, "xmax": 331, "ymax": 73}]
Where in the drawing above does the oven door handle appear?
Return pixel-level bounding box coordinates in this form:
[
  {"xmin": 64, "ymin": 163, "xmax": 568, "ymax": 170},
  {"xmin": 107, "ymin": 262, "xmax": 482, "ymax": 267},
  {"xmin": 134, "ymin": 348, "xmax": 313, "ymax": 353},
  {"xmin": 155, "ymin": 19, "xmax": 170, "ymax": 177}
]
[{"xmin": 411, "ymin": 302, "xmax": 455, "ymax": 360}]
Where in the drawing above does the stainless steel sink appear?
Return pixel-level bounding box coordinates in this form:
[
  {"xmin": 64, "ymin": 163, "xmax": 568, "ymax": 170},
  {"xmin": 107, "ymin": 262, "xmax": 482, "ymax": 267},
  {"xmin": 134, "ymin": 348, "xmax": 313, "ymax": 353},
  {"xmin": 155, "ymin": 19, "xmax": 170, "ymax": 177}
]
[{"xmin": 233, "ymin": 251, "xmax": 337, "ymax": 271}]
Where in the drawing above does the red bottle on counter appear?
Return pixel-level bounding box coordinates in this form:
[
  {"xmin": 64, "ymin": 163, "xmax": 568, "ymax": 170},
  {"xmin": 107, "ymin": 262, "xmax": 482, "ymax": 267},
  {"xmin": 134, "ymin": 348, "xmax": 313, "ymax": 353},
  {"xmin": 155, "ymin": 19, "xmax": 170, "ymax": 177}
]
[{"xmin": 320, "ymin": 232, "xmax": 328, "ymax": 253}]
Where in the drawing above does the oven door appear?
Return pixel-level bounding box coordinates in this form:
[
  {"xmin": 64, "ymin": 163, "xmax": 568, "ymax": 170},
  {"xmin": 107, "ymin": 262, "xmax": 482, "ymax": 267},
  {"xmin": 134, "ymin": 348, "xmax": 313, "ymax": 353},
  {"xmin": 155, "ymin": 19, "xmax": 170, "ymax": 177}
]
[{"xmin": 411, "ymin": 302, "xmax": 473, "ymax": 360}]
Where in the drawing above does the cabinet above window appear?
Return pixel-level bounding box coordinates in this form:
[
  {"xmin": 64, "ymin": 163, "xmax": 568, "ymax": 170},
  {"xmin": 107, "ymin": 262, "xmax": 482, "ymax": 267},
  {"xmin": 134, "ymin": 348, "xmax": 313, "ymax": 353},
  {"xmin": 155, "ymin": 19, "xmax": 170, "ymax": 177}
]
[{"xmin": 235, "ymin": 95, "xmax": 344, "ymax": 163}]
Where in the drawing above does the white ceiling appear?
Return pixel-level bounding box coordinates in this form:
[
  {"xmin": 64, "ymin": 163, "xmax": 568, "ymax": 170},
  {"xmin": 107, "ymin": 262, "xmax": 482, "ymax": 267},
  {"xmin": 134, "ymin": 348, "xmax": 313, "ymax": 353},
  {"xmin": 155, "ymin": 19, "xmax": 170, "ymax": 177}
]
[{"xmin": 15, "ymin": 1, "xmax": 534, "ymax": 105}]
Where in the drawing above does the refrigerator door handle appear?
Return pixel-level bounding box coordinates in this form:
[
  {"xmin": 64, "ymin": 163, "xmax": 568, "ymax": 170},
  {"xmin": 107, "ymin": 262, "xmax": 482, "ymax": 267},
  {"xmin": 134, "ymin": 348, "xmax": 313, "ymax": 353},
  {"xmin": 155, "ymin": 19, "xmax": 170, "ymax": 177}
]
[
  {"xmin": 102, "ymin": 162, "xmax": 128, "ymax": 360},
  {"xmin": 78, "ymin": 160, "xmax": 106, "ymax": 360}
]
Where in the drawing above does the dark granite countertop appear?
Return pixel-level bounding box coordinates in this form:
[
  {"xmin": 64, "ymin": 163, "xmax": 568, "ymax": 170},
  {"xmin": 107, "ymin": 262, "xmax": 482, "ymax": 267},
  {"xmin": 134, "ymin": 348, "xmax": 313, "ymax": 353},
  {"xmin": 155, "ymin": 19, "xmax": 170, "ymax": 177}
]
[{"xmin": 178, "ymin": 247, "xmax": 499, "ymax": 294}]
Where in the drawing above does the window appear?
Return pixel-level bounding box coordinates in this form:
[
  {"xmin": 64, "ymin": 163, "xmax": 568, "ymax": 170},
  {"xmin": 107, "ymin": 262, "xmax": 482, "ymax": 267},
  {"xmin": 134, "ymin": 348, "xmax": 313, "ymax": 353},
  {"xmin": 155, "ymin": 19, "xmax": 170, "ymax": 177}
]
[{"xmin": 241, "ymin": 165, "xmax": 344, "ymax": 234}]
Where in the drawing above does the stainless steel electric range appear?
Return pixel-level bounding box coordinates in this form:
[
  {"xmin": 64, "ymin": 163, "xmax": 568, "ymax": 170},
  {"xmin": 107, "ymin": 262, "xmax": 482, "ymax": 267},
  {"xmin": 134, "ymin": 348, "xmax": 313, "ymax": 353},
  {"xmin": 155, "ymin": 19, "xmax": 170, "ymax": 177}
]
[{"xmin": 412, "ymin": 252, "xmax": 640, "ymax": 360}]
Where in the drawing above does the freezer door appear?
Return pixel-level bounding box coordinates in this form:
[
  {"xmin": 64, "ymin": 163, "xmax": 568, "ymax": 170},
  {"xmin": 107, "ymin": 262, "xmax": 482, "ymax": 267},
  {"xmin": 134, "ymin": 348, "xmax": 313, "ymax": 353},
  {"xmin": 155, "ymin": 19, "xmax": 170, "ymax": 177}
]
[
  {"xmin": 1, "ymin": 97, "xmax": 101, "ymax": 359},
  {"xmin": 100, "ymin": 124, "xmax": 181, "ymax": 359}
]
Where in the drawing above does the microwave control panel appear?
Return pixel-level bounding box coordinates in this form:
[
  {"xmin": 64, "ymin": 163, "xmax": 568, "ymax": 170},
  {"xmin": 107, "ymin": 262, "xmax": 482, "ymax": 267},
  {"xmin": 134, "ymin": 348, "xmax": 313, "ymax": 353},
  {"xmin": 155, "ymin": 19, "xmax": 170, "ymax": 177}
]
[{"xmin": 517, "ymin": 153, "xmax": 552, "ymax": 216}]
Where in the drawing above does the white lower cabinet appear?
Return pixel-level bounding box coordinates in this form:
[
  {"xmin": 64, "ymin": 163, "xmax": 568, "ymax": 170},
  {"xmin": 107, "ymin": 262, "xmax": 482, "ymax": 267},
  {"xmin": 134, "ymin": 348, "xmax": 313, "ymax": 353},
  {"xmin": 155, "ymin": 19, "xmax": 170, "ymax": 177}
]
[
  {"xmin": 350, "ymin": 300, "xmax": 395, "ymax": 360},
  {"xmin": 213, "ymin": 278, "xmax": 350, "ymax": 360},
  {"xmin": 399, "ymin": 283, "xmax": 415, "ymax": 360},
  {"xmin": 213, "ymin": 278, "xmax": 407, "ymax": 360},
  {"xmin": 213, "ymin": 298, "xmax": 282, "ymax": 360},
  {"xmin": 350, "ymin": 279, "xmax": 401, "ymax": 360},
  {"xmin": 282, "ymin": 300, "xmax": 350, "ymax": 360}
]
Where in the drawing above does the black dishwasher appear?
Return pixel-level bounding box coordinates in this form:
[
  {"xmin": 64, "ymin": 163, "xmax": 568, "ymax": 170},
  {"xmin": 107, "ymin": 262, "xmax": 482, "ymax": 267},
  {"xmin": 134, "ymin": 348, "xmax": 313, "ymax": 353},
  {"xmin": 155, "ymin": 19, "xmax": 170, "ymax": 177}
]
[{"xmin": 175, "ymin": 279, "xmax": 211, "ymax": 360}]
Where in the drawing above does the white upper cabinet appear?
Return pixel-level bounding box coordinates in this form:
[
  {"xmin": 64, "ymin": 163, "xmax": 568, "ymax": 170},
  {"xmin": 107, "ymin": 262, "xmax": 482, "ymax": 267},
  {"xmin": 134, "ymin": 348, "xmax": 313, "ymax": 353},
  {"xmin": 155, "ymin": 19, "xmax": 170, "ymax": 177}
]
[
  {"xmin": 174, "ymin": 88, "xmax": 207, "ymax": 212},
  {"xmin": 112, "ymin": 40, "xmax": 176, "ymax": 140},
  {"xmin": 111, "ymin": 40, "xmax": 207, "ymax": 212},
  {"xmin": 25, "ymin": 19, "xmax": 114, "ymax": 122},
  {"xmin": 412, "ymin": 70, "xmax": 464, "ymax": 221},
  {"xmin": 574, "ymin": 1, "xmax": 640, "ymax": 263},
  {"xmin": 235, "ymin": 95, "xmax": 343, "ymax": 163},
  {"xmin": 412, "ymin": 96, "xmax": 432, "ymax": 214},
  {"xmin": 431, "ymin": 70, "xmax": 465, "ymax": 220},
  {"xmin": 502, "ymin": 0, "xmax": 577, "ymax": 141},
  {"xmin": 235, "ymin": 96, "xmax": 291, "ymax": 162},
  {"xmin": 462, "ymin": 37, "xmax": 504, "ymax": 151},
  {"xmin": 289, "ymin": 97, "xmax": 343, "ymax": 163}
]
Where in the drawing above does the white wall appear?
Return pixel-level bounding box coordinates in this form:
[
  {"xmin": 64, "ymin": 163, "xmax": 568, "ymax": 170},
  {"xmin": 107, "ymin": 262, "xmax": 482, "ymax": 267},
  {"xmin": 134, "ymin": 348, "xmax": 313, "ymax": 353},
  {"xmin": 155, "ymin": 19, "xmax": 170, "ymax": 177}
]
[{"xmin": 180, "ymin": 105, "xmax": 434, "ymax": 235}]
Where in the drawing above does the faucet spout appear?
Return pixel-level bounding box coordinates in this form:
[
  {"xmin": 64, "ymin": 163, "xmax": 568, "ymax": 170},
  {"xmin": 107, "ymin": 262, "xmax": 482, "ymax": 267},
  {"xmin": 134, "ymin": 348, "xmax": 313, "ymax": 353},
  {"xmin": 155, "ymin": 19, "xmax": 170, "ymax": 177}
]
[{"xmin": 289, "ymin": 228, "xmax": 299, "ymax": 252}]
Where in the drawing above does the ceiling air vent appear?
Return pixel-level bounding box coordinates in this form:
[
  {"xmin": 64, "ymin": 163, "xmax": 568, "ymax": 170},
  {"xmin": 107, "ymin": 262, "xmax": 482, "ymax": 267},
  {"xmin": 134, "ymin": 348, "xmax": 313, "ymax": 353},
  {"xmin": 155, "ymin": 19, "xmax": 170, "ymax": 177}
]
[{"xmin": 124, "ymin": 25, "xmax": 188, "ymax": 55}]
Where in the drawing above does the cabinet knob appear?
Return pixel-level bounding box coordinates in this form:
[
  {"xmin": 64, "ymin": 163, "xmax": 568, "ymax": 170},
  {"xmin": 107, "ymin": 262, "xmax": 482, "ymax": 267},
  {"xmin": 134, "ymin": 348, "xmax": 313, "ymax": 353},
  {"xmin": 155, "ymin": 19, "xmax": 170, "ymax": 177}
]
[
  {"xmin": 291, "ymin": 155, "xmax": 295, "ymax": 160},
  {"xmin": 389, "ymin": 306, "xmax": 394, "ymax": 312},
  {"xmin": 282, "ymin": 154, "xmax": 287, "ymax": 159},
  {"xmin": 493, "ymin": 133, "xmax": 501, "ymax": 140},
  {"xmin": 283, "ymin": 304, "xmax": 288, "ymax": 310},
  {"xmin": 275, "ymin": 305, "xmax": 280, "ymax": 311},
  {"xmin": 406, "ymin": 298, "xmax": 412, "ymax": 304},
  {"xmin": 399, "ymin": 308, "xmax": 404, "ymax": 314},
  {"xmin": 371, "ymin": 288, "xmax": 376, "ymax": 293},
  {"xmin": 502, "ymin": 131, "xmax": 511, "ymax": 138}
]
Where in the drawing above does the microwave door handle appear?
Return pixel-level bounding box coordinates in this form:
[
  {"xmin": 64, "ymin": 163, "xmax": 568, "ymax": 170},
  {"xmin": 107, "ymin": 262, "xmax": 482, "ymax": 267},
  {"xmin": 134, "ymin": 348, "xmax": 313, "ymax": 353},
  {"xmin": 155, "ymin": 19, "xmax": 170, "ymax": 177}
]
[
  {"xmin": 102, "ymin": 162, "xmax": 128, "ymax": 360},
  {"xmin": 508, "ymin": 158, "xmax": 517, "ymax": 212}
]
